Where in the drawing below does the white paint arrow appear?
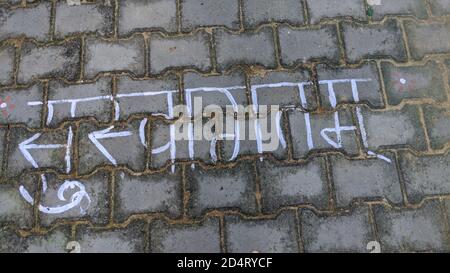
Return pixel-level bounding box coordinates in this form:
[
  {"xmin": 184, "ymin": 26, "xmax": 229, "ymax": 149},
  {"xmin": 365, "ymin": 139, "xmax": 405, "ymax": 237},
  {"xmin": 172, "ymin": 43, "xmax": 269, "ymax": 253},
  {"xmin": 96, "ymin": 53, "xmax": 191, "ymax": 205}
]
[
  {"xmin": 19, "ymin": 127, "xmax": 73, "ymax": 173},
  {"xmin": 88, "ymin": 126, "xmax": 132, "ymax": 166}
]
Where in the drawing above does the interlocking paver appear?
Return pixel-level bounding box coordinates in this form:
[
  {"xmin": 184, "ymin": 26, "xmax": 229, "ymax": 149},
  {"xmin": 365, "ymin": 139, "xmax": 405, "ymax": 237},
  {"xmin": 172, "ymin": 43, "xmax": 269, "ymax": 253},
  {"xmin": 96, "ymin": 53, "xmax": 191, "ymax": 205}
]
[
  {"xmin": 330, "ymin": 153, "xmax": 403, "ymax": 207},
  {"xmin": 342, "ymin": 20, "xmax": 407, "ymax": 63},
  {"xmin": 181, "ymin": 0, "xmax": 240, "ymax": 31},
  {"xmin": 0, "ymin": 0, "xmax": 449, "ymax": 254},
  {"xmin": 369, "ymin": 0, "xmax": 428, "ymax": 20},
  {"xmin": 55, "ymin": 1, "xmax": 114, "ymax": 38},
  {"xmin": 422, "ymin": 105, "xmax": 450, "ymax": 150},
  {"xmin": 373, "ymin": 200, "xmax": 448, "ymax": 252},
  {"xmin": 150, "ymin": 217, "xmax": 221, "ymax": 253},
  {"xmin": 215, "ymin": 28, "xmax": 277, "ymax": 71},
  {"xmin": 381, "ymin": 61, "xmax": 447, "ymax": 105},
  {"xmin": 300, "ymin": 206, "xmax": 374, "ymax": 253},
  {"xmin": 307, "ymin": 0, "xmax": 366, "ymax": 24},
  {"xmin": 0, "ymin": 226, "xmax": 69, "ymax": 253},
  {"xmin": 225, "ymin": 211, "xmax": 299, "ymax": 253},
  {"xmin": 257, "ymin": 157, "xmax": 329, "ymax": 211},
  {"xmin": 243, "ymin": 0, "xmax": 304, "ymax": 27},
  {"xmin": 85, "ymin": 37, "xmax": 146, "ymax": 78},
  {"xmin": 150, "ymin": 32, "xmax": 211, "ymax": 74},
  {"xmin": 405, "ymin": 21, "xmax": 450, "ymax": 59},
  {"xmin": 0, "ymin": 3, "xmax": 51, "ymax": 41},
  {"xmin": 115, "ymin": 170, "xmax": 182, "ymax": 221},
  {"xmin": 76, "ymin": 221, "xmax": 146, "ymax": 253},
  {"xmin": 186, "ymin": 161, "xmax": 257, "ymax": 216},
  {"xmin": 18, "ymin": 40, "xmax": 81, "ymax": 84},
  {"xmin": 279, "ymin": 25, "xmax": 340, "ymax": 65},
  {"xmin": 118, "ymin": 0, "xmax": 177, "ymax": 35}
]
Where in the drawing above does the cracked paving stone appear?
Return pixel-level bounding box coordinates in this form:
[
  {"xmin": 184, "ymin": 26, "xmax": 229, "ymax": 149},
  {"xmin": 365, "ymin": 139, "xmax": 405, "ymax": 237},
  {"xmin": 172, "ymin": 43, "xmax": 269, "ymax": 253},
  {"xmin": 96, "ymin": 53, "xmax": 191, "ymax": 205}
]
[{"xmin": 398, "ymin": 151, "xmax": 450, "ymax": 204}]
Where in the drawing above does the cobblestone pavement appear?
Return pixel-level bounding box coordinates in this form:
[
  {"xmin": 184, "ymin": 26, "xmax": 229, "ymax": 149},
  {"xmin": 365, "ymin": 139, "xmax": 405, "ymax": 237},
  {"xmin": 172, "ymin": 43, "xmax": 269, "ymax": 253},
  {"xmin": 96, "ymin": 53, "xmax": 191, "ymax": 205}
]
[{"xmin": 0, "ymin": 0, "xmax": 450, "ymax": 253}]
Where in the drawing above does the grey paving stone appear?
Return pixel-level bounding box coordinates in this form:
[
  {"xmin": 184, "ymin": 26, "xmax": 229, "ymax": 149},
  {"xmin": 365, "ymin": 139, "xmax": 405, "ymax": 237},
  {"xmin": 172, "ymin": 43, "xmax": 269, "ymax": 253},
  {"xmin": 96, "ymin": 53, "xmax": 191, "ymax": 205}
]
[
  {"xmin": 220, "ymin": 110, "xmax": 289, "ymax": 160},
  {"xmin": 85, "ymin": 37, "xmax": 146, "ymax": 78},
  {"xmin": 54, "ymin": 1, "xmax": 114, "ymax": 38},
  {"xmin": 422, "ymin": 105, "xmax": 450, "ymax": 150},
  {"xmin": 342, "ymin": 20, "xmax": 407, "ymax": 63},
  {"xmin": 330, "ymin": 153, "xmax": 403, "ymax": 207},
  {"xmin": 78, "ymin": 121, "xmax": 147, "ymax": 174},
  {"xmin": 307, "ymin": 0, "xmax": 366, "ymax": 24},
  {"xmin": 398, "ymin": 151, "xmax": 450, "ymax": 203},
  {"xmin": 0, "ymin": 84, "xmax": 43, "ymax": 128},
  {"xmin": 18, "ymin": 40, "xmax": 81, "ymax": 84},
  {"xmin": 150, "ymin": 217, "xmax": 221, "ymax": 253},
  {"xmin": 405, "ymin": 21, "xmax": 450, "ymax": 59},
  {"xmin": 0, "ymin": 2, "xmax": 51, "ymax": 41},
  {"xmin": 373, "ymin": 200, "xmax": 448, "ymax": 252},
  {"xmin": 76, "ymin": 222, "xmax": 146, "ymax": 253},
  {"xmin": 370, "ymin": 0, "xmax": 428, "ymax": 20},
  {"xmin": 381, "ymin": 61, "xmax": 447, "ymax": 105},
  {"xmin": 149, "ymin": 32, "xmax": 211, "ymax": 74},
  {"xmin": 288, "ymin": 109, "xmax": 360, "ymax": 158},
  {"xmin": 150, "ymin": 118, "xmax": 216, "ymax": 167},
  {"xmin": 184, "ymin": 71, "xmax": 248, "ymax": 111},
  {"xmin": 279, "ymin": 25, "xmax": 340, "ymax": 65},
  {"xmin": 35, "ymin": 172, "xmax": 110, "ymax": 227},
  {"xmin": 181, "ymin": 0, "xmax": 240, "ymax": 30},
  {"xmin": 116, "ymin": 75, "xmax": 179, "ymax": 120},
  {"xmin": 47, "ymin": 77, "xmax": 113, "ymax": 126},
  {"xmin": 0, "ymin": 176, "xmax": 35, "ymax": 228},
  {"xmin": 186, "ymin": 161, "xmax": 257, "ymax": 216},
  {"xmin": 316, "ymin": 62, "xmax": 384, "ymax": 109},
  {"xmin": 118, "ymin": 0, "xmax": 177, "ymax": 35},
  {"xmin": 257, "ymin": 157, "xmax": 329, "ymax": 212},
  {"xmin": 0, "ymin": 45, "xmax": 14, "ymax": 86},
  {"xmin": 301, "ymin": 206, "xmax": 374, "ymax": 253},
  {"xmin": 6, "ymin": 126, "xmax": 71, "ymax": 177},
  {"xmin": 249, "ymin": 70, "xmax": 317, "ymax": 111},
  {"xmin": 429, "ymin": 0, "xmax": 450, "ymax": 16},
  {"xmin": 0, "ymin": 226, "xmax": 70, "ymax": 253},
  {"xmin": 360, "ymin": 105, "xmax": 427, "ymax": 151},
  {"xmin": 215, "ymin": 28, "xmax": 276, "ymax": 71},
  {"xmin": 225, "ymin": 211, "xmax": 299, "ymax": 253},
  {"xmin": 115, "ymin": 170, "xmax": 182, "ymax": 221},
  {"xmin": 242, "ymin": 0, "xmax": 304, "ymax": 27}
]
